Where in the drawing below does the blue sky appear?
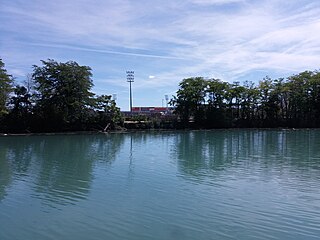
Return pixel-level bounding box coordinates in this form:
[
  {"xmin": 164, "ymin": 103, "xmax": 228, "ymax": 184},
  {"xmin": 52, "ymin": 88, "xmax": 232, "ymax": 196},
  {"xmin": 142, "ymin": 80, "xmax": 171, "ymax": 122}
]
[{"xmin": 1, "ymin": 0, "xmax": 320, "ymax": 110}]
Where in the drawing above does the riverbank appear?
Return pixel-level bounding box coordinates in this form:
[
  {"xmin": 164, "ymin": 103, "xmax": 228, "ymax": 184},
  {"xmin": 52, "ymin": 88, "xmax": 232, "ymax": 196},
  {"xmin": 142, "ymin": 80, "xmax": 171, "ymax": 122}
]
[{"xmin": 1, "ymin": 126, "xmax": 313, "ymax": 137}]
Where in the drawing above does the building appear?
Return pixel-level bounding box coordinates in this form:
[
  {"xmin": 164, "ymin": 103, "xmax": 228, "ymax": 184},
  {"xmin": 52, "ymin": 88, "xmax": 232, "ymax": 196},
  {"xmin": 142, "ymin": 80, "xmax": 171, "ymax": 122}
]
[{"xmin": 122, "ymin": 106, "xmax": 174, "ymax": 116}]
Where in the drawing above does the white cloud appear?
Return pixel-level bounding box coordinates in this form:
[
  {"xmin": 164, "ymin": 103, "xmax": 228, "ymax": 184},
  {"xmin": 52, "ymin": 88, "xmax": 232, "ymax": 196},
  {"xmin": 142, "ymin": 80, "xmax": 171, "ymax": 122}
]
[
  {"xmin": 189, "ymin": 0, "xmax": 244, "ymax": 5},
  {"xmin": 26, "ymin": 43, "xmax": 185, "ymax": 60},
  {"xmin": 2, "ymin": 0, "xmax": 320, "ymax": 109}
]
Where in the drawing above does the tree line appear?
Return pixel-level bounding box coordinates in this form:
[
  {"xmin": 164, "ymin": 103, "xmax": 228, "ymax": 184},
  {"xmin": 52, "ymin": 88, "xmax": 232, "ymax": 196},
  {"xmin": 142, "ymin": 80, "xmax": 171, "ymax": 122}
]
[
  {"xmin": 1, "ymin": 57, "xmax": 320, "ymax": 133},
  {"xmin": 171, "ymin": 73, "xmax": 320, "ymax": 128},
  {"xmin": 0, "ymin": 58, "xmax": 122, "ymax": 133}
]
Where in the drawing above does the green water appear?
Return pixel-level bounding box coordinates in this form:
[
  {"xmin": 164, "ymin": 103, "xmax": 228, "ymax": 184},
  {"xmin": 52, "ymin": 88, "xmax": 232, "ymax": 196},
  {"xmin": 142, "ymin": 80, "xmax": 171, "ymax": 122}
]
[{"xmin": 0, "ymin": 130, "xmax": 320, "ymax": 240}]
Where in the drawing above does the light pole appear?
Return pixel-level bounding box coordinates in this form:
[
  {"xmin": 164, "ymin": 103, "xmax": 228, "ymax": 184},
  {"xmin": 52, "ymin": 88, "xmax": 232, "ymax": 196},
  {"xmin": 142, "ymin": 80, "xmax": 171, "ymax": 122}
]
[
  {"xmin": 126, "ymin": 71, "xmax": 134, "ymax": 112},
  {"xmin": 165, "ymin": 95, "xmax": 169, "ymax": 112}
]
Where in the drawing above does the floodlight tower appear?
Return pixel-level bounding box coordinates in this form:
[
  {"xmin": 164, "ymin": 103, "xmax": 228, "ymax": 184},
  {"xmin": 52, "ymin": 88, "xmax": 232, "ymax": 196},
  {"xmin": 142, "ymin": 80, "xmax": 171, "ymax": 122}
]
[
  {"xmin": 126, "ymin": 71, "xmax": 134, "ymax": 112},
  {"xmin": 165, "ymin": 95, "xmax": 169, "ymax": 111}
]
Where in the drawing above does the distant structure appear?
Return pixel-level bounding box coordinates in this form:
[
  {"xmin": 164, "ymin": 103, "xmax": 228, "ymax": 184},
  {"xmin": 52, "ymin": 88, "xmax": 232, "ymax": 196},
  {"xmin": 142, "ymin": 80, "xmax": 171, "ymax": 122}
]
[
  {"xmin": 126, "ymin": 71, "xmax": 134, "ymax": 112},
  {"xmin": 132, "ymin": 107, "xmax": 174, "ymax": 114},
  {"xmin": 165, "ymin": 95, "xmax": 169, "ymax": 110},
  {"xmin": 121, "ymin": 106, "xmax": 175, "ymax": 117}
]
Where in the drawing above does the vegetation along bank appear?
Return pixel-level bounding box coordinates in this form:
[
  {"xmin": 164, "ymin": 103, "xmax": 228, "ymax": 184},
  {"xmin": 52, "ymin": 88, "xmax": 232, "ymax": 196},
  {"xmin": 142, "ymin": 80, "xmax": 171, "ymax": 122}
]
[{"xmin": 1, "ymin": 57, "xmax": 320, "ymax": 133}]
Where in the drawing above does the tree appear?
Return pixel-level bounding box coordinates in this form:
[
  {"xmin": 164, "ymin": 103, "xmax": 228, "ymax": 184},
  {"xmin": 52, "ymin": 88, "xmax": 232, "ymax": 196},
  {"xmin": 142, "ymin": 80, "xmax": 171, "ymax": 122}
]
[
  {"xmin": 5, "ymin": 85, "xmax": 33, "ymax": 132},
  {"xmin": 205, "ymin": 79, "xmax": 229, "ymax": 127},
  {"xmin": 93, "ymin": 94, "xmax": 123, "ymax": 130},
  {"xmin": 32, "ymin": 59, "xmax": 95, "ymax": 130},
  {"xmin": 0, "ymin": 58, "xmax": 13, "ymax": 116},
  {"xmin": 229, "ymin": 82, "xmax": 246, "ymax": 120},
  {"xmin": 286, "ymin": 71, "xmax": 312, "ymax": 126},
  {"xmin": 206, "ymin": 78, "xmax": 228, "ymax": 109},
  {"xmin": 11, "ymin": 85, "xmax": 32, "ymax": 112},
  {"xmin": 171, "ymin": 77, "xmax": 207, "ymax": 125},
  {"xmin": 308, "ymin": 71, "xmax": 320, "ymax": 125},
  {"xmin": 239, "ymin": 81, "xmax": 259, "ymax": 126}
]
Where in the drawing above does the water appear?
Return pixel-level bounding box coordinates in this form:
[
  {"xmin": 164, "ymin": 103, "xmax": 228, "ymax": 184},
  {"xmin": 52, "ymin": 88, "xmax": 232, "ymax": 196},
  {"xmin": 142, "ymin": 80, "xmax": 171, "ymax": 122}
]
[{"xmin": 0, "ymin": 130, "xmax": 320, "ymax": 240}]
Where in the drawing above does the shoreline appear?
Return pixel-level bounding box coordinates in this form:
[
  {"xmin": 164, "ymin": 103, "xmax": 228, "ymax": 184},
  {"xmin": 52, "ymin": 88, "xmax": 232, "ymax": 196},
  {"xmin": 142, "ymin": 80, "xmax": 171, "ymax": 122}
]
[{"xmin": 0, "ymin": 127, "xmax": 316, "ymax": 136}]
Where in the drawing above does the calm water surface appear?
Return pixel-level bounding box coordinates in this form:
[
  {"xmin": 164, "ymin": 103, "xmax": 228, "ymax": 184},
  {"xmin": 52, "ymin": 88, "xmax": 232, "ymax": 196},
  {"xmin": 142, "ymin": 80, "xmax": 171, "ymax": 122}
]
[{"xmin": 0, "ymin": 130, "xmax": 320, "ymax": 240}]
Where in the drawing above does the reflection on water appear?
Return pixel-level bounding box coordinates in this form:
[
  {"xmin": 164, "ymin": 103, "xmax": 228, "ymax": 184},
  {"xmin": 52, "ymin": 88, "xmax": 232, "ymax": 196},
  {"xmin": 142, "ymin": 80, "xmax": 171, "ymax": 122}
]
[
  {"xmin": 174, "ymin": 130, "xmax": 320, "ymax": 182},
  {"xmin": 0, "ymin": 130, "xmax": 320, "ymax": 240},
  {"xmin": 0, "ymin": 134, "xmax": 125, "ymax": 205},
  {"xmin": 0, "ymin": 147, "xmax": 11, "ymax": 201}
]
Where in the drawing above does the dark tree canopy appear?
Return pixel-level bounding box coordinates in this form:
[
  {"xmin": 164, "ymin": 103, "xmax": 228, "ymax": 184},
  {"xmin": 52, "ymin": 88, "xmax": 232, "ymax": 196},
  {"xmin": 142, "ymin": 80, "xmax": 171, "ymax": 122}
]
[
  {"xmin": 172, "ymin": 71, "xmax": 320, "ymax": 128},
  {"xmin": 1, "ymin": 56, "xmax": 320, "ymax": 132},
  {"xmin": 171, "ymin": 77, "xmax": 207, "ymax": 124},
  {"xmin": 0, "ymin": 58, "xmax": 13, "ymax": 116},
  {"xmin": 32, "ymin": 59, "xmax": 95, "ymax": 129},
  {"xmin": 0, "ymin": 59, "xmax": 124, "ymax": 133}
]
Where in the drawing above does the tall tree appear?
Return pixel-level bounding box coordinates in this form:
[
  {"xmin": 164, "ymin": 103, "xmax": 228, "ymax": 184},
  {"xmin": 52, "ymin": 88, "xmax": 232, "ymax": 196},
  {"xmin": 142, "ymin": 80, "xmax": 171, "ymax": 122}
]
[
  {"xmin": 205, "ymin": 79, "xmax": 229, "ymax": 127},
  {"xmin": 240, "ymin": 81, "xmax": 259, "ymax": 125},
  {"xmin": 5, "ymin": 85, "xmax": 33, "ymax": 132},
  {"xmin": 32, "ymin": 59, "xmax": 95, "ymax": 130},
  {"xmin": 94, "ymin": 94, "xmax": 123, "ymax": 130},
  {"xmin": 171, "ymin": 77, "xmax": 207, "ymax": 125},
  {"xmin": 286, "ymin": 71, "xmax": 311, "ymax": 126},
  {"xmin": 206, "ymin": 78, "xmax": 228, "ymax": 109},
  {"xmin": 308, "ymin": 71, "xmax": 320, "ymax": 124},
  {"xmin": 0, "ymin": 58, "xmax": 13, "ymax": 116}
]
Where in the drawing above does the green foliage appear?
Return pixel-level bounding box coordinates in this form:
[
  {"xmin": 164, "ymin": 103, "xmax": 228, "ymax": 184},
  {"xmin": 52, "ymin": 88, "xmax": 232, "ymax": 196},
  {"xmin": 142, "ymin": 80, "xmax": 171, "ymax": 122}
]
[
  {"xmin": 172, "ymin": 71, "xmax": 320, "ymax": 128},
  {"xmin": 172, "ymin": 77, "xmax": 208, "ymax": 124},
  {"xmin": 11, "ymin": 85, "xmax": 32, "ymax": 112},
  {"xmin": 1, "ymin": 58, "xmax": 125, "ymax": 133},
  {"xmin": 32, "ymin": 59, "xmax": 95, "ymax": 129},
  {"xmin": 2, "ymin": 56, "xmax": 320, "ymax": 132},
  {"xmin": 0, "ymin": 58, "xmax": 13, "ymax": 116},
  {"xmin": 4, "ymin": 85, "xmax": 33, "ymax": 132},
  {"xmin": 206, "ymin": 79, "xmax": 228, "ymax": 109},
  {"xmin": 94, "ymin": 94, "xmax": 123, "ymax": 127}
]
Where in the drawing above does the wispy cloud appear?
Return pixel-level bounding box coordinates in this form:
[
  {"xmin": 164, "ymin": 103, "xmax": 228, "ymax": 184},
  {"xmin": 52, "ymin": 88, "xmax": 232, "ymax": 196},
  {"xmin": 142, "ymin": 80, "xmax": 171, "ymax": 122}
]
[
  {"xmin": 1, "ymin": 0, "xmax": 320, "ymax": 109},
  {"xmin": 27, "ymin": 42, "xmax": 186, "ymax": 60},
  {"xmin": 189, "ymin": 0, "xmax": 245, "ymax": 6}
]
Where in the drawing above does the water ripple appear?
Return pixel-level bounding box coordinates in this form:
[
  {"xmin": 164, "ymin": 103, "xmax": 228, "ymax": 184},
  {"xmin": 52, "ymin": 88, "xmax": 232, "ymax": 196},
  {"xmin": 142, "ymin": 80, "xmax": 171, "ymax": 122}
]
[{"xmin": 1, "ymin": 130, "xmax": 320, "ymax": 240}]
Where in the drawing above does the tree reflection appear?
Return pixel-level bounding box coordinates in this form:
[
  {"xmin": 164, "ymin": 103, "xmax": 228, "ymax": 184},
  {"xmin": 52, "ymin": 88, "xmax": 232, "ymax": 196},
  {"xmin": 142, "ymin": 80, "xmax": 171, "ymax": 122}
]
[
  {"xmin": 0, "ymin": 134, "xmax": 125, "ymax": 206},
  {"xmin": 0, "ymin": 136, "xmax": 35, "ymax": 201},
  {"xmin": 173, "ymin": 130, "xmax": 320, "ymax": 182},
  {"xmin": 173, "ymin": 131, "xmax": 234, "ymax": 179},
  {"xmin": 0, "ymin": 146, "xmax": 11, "ymax": 201}
]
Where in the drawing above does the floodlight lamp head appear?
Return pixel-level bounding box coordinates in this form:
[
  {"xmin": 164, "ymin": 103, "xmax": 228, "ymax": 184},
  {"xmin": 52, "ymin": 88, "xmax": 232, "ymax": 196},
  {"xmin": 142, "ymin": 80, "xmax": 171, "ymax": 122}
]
[{"xmin": 126, "ymin": 70, "xmax": 134, "ymax": 82}]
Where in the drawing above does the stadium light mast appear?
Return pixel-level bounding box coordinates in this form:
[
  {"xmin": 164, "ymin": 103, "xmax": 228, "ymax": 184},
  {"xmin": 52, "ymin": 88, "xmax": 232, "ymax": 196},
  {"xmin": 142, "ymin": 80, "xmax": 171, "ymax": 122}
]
[
  {"xmin": 126, "ymin": 71, "xmax": 134, "ymax": 112},
  {"xmin": 165, "ymin": 95, "xmax": 169, "ymax": 111}
]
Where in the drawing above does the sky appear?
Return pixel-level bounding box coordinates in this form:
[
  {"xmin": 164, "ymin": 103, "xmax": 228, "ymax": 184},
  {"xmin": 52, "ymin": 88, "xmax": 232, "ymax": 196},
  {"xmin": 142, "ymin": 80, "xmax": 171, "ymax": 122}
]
[{"xmin": 1, "ymin": 0, "xmax": 320, "ymax": 110}]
